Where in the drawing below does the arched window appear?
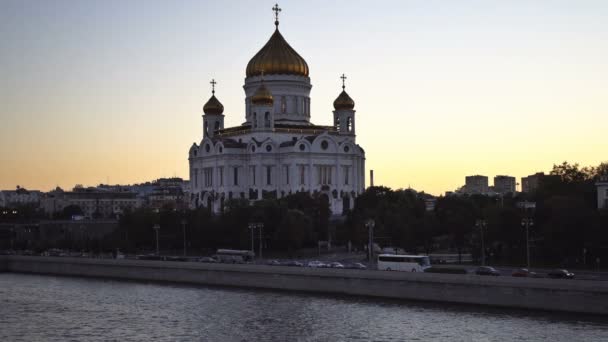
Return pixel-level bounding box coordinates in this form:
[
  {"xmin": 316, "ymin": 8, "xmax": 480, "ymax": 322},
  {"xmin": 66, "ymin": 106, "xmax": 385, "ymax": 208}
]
[
  {"xmin": 214, "ymin": 121, "xmax": 220, "ymax": 131},
  {"xmin": 264, "ymin": 112, "xmax": 271, "ymax": 128},
  {"xmin": 204, "ymin": 121, "xmax": 208, "ymax": 136},
  {"xmin": 253, "ymin": 113, "xmax": 257, "ymax": 128},
  {"xmin": 346, "ymin": 117, "xmax": 353, "ymax": 132},
  {"xmin": 335, "ymin": 116, "xmax": 340, "ymax": 128}
]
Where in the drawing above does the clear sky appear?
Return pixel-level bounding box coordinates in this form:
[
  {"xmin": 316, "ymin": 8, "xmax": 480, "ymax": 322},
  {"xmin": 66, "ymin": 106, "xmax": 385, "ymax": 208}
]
[{"xmin": 1, "ymin": 0, "xmax": 607, "ymax": 195}]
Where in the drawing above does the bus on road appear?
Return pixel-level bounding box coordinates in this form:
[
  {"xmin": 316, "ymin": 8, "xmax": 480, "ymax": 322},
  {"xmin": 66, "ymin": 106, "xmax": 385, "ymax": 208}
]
[{"xmin": 377, "ymin": 254, "xmax": 431, "ymax": 272}]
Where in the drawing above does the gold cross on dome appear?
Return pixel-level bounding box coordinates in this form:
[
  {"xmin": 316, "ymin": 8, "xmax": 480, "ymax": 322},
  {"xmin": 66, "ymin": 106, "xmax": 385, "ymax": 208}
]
[
  {"xmin": 340, "ymin": 73, "xmax": 347, "ymax": 90},
  {"xmin": 272, "ymin": 4, "xmax": 281, "ymax": 26},
  {"xmin": 210, "ymin": 79, "xmax": 217, "ymax": 94}
]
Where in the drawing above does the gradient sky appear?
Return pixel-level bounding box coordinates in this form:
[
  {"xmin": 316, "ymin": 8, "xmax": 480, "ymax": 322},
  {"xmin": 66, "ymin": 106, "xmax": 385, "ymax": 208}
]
[{"xmin": 1, "ymin": 0, "xmax": 607, "ymax": 195}]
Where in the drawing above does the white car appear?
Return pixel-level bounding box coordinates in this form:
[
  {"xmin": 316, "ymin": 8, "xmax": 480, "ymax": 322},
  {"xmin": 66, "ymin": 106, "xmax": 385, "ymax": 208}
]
[{"xmin": 307, "ymin": 260, "xmax": 327, "ymax": 268}]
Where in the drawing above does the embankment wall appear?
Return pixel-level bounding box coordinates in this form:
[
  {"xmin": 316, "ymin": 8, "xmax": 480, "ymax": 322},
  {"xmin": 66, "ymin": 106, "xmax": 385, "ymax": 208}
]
[{"xmin": 2, "ymin": 256, "xmax": 607, "ymax": 314}]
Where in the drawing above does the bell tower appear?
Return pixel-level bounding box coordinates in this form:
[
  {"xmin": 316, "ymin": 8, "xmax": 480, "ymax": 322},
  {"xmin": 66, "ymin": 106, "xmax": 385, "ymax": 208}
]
[
  {"xmin": 333, "ymin": 74, "xmax": 356, "ymax": 135},
  {"xmin": 202, "ymin": 79, "xmax": 224, "ymax": 138}
]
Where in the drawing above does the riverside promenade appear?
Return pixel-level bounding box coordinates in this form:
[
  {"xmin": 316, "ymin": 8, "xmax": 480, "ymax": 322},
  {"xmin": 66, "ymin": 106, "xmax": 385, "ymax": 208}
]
[{"xmin": 2, "ymin": 255, "xmax": 607, "ymax": 315}]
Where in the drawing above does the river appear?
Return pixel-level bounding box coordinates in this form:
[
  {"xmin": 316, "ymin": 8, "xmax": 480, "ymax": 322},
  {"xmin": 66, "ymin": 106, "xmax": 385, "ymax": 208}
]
[{"xmin": 1, "ymin": 273, "xmax": 607, "ymax": 341}]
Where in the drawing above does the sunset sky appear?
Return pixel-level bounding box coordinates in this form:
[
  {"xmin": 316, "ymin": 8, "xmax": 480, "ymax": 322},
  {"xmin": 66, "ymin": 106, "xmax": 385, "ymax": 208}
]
[{"xmin": 1, "ymin": 0, "xmax": 607, "ymax": 195}]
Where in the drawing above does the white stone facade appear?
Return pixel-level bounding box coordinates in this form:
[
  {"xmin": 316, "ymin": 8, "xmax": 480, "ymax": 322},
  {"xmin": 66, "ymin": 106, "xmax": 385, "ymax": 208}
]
[{"xmin": 188, "ymin": 22, "xmax": 365, "ymax": 216}]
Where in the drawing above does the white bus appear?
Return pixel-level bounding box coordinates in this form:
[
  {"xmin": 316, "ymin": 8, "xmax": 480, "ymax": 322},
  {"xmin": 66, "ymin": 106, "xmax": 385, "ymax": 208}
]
[{"xmin": 377, "ymin": 254, "xmax": 431, "ymax": 272}]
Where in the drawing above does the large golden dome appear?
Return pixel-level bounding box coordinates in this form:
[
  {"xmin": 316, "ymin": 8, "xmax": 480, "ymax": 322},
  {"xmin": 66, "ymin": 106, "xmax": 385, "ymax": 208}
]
[
  {"xmin": 251, "ymin": 83, "xmax": 274, "ymax": 106},
  {"xmin": 333, "ymin": 90, "xmax": 355, "ymax": 110},
  {"xmin": 246, "ymin": 28, "xmax": 309, "ymax": 78},
  {"xmin": 203, "ymin": 94, "xmax": 224, "ymax": 115}
]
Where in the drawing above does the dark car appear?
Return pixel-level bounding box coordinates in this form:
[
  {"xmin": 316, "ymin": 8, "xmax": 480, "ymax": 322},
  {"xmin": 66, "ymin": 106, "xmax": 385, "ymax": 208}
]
[
  {"xmin": 512, "ymin": 268, "xmax": 538, "ymax": 277},
  {"xmin": 547, "ymin": 269, "xmax": 575, "ymax": 279},
  {"xmin": 266, "ymin": 259, "xmax": 282, "ymax": 266},
  {"xmin": 286, "ymin": 261, "xmax": 304, "ymax": 267},
  {"xmin": 475, "ymin": 266, "xmax": 500, "ymax": 276}
]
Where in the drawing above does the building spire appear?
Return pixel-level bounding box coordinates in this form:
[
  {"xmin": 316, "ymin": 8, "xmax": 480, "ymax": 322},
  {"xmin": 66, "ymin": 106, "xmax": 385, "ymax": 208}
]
[
  {"xmin": 210, "ymin": 78, "xmax": 217, "ymax": 95},
  {"xmin": 272, "ymin": 3, "xmax": 281, "ymax": 28},
  {"xmin": 340, "ymin": 73, "xmax": 347, "ymax": 90}
]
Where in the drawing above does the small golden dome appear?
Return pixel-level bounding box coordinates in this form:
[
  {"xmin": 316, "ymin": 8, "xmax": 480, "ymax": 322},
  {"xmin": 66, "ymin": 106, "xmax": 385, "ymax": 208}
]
[
  {"xmin": 246, "ymin": 29, "xmax": 309, "ymax": 78},
  {"xmin": 203, "ymin": 95, "xmax": 224, "ymax": 115},
  {"xmin": 251, "ymin": 83, "xmax": 274, "ymax": 106},
  {"xmin": 333, "ymin": 90, "xmax": 355, "ymax": 110}
]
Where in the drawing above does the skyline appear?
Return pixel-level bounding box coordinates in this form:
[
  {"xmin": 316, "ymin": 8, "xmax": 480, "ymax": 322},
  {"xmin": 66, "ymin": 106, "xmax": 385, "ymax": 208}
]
[{"xmin": 1, "ymin": 0, "xmax": 607, "ymax": 195}]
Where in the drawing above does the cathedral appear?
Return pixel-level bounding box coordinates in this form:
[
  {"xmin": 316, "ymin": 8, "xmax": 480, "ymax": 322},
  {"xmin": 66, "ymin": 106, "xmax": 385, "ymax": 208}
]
[{"xmin": 188, "ymin": 5, "xmax": 366, "ymax": 216}]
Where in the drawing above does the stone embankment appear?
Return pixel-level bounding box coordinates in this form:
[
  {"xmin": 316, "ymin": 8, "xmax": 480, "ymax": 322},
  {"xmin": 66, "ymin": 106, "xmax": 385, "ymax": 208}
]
[{"xmin": 2, "ymin": 255, "xmax": 607, "ymax": 315}]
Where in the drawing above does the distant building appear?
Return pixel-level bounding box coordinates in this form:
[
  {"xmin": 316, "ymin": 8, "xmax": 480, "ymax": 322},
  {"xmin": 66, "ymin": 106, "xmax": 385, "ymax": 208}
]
[
  {"xmin": 465, "ymin": 175, "xmax": 489, "ymax": 195},
  {"xmin": 0, "ymin": 187, "xmax": 42, "ymax": 207},
  {"xmin": 493, "ymin": 175, "xmax": 516, "ymax": 195},
  {"xmin": 521, "ymin": 172, "xmax": 545, "ymax": 193},
  {"xmin": 41, "ymin": 186, "xmax": 140, "ymax": 219},
  {"xmin": 597, "ymin": 175, "xmax": 608, "ymax": 210}
]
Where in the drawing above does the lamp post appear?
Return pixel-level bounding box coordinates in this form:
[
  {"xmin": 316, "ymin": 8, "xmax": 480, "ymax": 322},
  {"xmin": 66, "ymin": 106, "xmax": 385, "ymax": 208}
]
[
  {"xmin": 181, "ymin": 219, "xmax": 187, "ymax": 257},
  {"xmin": 153, "ymin": 224, "xmax": 160, "ymax": 256},
  {"xmin": 521, "ymin": 218, "xmax": 533, "ymax": 269},
  {"xmin": 475, "ymin": 219, "xmax": 486, "ymax": 266},
  {"xmin": 365, "ymin": 219, "xmax": 375, "ymax": 263},
  {"xmin": 248, "ymin": 222, "xmax": 264, "ymax": 259}
]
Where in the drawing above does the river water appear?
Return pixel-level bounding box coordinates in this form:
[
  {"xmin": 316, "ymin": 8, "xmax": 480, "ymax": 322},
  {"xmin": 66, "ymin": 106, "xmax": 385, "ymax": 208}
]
[{"xmin": 1, "ymin": 273, "xmax": 607, "ymax": 342}]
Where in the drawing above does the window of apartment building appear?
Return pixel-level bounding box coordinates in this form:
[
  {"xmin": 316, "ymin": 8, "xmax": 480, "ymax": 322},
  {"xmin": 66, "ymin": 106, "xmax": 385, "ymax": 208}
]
[{"xmin": 233, "ymin": 167, "xmax": 239, "ymax": 186}]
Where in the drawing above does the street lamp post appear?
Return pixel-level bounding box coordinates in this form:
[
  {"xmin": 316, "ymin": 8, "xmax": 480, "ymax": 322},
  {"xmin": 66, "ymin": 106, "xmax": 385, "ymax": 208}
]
[
  {"xmin": 153, "ymin": 224, "xmax": 160, "ymax": 256},
  {"xmin": 476, "ymin": 219, "xmax": 486, "ymax": 266},
  {"xmin": 521, "ymin": 218, "xmax": 533, "ymax": 269},
  {"xmin": 365, "ymin": 219, "xmax": 375, "ymax": 263},
  {"xmin": 181, "ymin": 219, "xmax": 187, "ymax": 257},
  {"xmin": 248, "ymin": 222, "xmax": 264, "ymax": 259}
]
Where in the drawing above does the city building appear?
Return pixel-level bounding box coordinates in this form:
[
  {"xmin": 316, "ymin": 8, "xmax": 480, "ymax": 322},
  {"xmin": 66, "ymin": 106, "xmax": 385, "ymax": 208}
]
[
  {"xmin": 464, "ymin": 175, "xmax": 489, "ymax": 195},
  {"xmin": 0, "ymin": 186, "xmax": 42, "ymax": 208},
  {"xmin": 597, "ymin": 175, "xmax": 608, "ymax": 209},
  {"xmin": 521, "ymin": 172, "xmax": 544, "ymax": 193},
  {"xmin": 41, "ymin": 186, "xmax": 140, "ymax": 219},
  {"xmin": 493, "ymin": 175, "xmax": 516, "ymax": 195},
  {"xmin": 188, "ymin": 6, "xmax": 366, "ymax": 215}
]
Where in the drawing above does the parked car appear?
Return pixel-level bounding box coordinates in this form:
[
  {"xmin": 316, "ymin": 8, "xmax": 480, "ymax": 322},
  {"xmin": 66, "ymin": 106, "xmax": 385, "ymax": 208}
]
[
  {"xmin": 348, "ymin": 262, "xmax": 367, "ymax": 270},
  {"xmin": 286, "ymin": 261, "xmax": 304, "ymax": 267},
  {"xmin": 307, "ymin": 260, "xmax": 327, "ymax": 268},
  {"xmin": 266, "ymin": 259, "xmax": 282, "ymax": 266},
  {"xmin": 199, "ymin": 257, "xmax": 218, "ymax": 263},
  {"xmin": 475, "ymin": 266, "xmax": 500, "ymax": 276},
  {"xmin": 329, "ymin": 262, "xmax": 345, "ymax": 269},
  {"xmin": 547, "ymin": 269, "xmax": 575, "ymax": 279},
  {"xmin": 512, "ymin": 268, "xmax": 538, "ymax": 277}
]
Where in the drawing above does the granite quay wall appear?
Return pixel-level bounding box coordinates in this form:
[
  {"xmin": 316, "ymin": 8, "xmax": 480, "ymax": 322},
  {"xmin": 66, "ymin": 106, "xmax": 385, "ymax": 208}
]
[{"xmin": 2, "ymin": 256, "xmax": 608, "ymax": 315}]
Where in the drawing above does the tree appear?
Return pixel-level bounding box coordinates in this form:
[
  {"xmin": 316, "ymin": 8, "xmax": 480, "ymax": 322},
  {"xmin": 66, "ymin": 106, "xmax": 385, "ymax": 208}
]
[{"xmin": 275, "ymin": 209, "xmax": 313, "ymax": 254}]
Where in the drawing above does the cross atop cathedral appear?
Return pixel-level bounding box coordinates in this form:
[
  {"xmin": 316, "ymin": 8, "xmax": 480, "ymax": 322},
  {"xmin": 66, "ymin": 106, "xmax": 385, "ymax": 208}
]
[
  {"xmin": 272, "ymin": 4, "xmax": 281, "ymax": 27},
  {"xmin": 210, "ymin": 79, "xmax": 217, "ymax": 94},
  {"xmin": 340, "ymin": 73, "xmax": 347, "ymax": 90}
]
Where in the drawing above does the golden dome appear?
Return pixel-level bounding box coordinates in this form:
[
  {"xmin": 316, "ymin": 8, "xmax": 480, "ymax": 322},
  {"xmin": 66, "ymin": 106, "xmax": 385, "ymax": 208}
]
[
  {"xmin": 333, "ymin": 90, "xmax": 355, "ymax": 110},
  {"xmin": 251, "ymin": 83, "xmax": 274, "ymax": 106},
  {"xmin": 246, "ymin": 28, "xmax": 309, "ymax": 78},
  {"xmin": 203, "ymin": 94, "xmax": 224, "ymax": 115}
]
